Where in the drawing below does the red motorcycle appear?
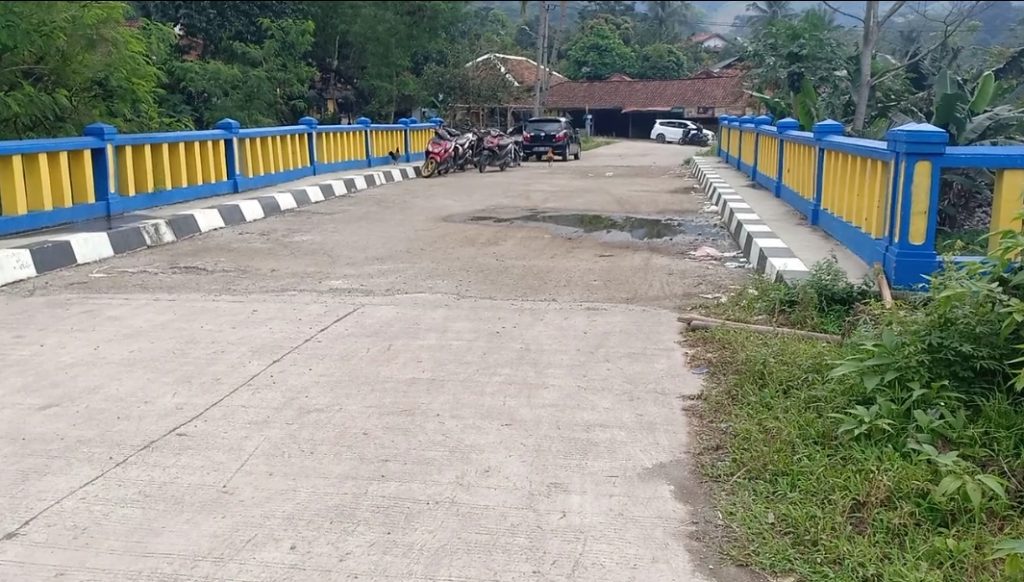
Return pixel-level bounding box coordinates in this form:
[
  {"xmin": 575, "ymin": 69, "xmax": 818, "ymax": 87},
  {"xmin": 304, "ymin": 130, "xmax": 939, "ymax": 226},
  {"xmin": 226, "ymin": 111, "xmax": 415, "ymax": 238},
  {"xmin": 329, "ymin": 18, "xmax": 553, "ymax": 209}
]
[{"xmin": 421, "ymin": 128, "xmax": 457, "ymax": 178}]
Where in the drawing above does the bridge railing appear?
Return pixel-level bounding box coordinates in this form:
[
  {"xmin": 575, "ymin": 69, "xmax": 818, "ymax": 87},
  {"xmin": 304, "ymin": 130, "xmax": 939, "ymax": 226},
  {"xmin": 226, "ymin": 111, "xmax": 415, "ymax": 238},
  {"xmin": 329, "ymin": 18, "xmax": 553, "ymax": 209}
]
[
  {"xmin": 0, "ymin": 116, "xmax": 440, "ymax": 237},
  {"xmin": 716, "ymin": 114, "xmax": 1023, "ymax": 287}
]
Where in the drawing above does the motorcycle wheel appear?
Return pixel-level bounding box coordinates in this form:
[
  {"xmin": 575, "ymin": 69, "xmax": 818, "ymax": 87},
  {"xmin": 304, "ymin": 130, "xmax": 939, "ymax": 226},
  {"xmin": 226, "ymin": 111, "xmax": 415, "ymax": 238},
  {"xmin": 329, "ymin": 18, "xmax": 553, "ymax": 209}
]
[
  {"xmin": 421, "ymin": 158, "xmax": 437, "ymax": 178},
  {"xmin": 499, "ymin": 160, "xmax": 508, "ymax": 171},
  {"xmin": 477, "ymin": 153, "xmax": 489, "ymax": 173}
]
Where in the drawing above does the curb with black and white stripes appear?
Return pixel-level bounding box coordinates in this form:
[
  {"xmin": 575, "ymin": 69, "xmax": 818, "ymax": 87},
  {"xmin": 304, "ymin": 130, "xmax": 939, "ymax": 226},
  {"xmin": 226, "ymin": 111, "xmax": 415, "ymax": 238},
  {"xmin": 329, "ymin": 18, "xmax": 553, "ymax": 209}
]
[
  {"xmin": 0, "ymin": 165, "xmax": 421, "ymax": 287},
  {"xmin": 690, "ymin": 158, "xmax": 809, "ymax": 283}
]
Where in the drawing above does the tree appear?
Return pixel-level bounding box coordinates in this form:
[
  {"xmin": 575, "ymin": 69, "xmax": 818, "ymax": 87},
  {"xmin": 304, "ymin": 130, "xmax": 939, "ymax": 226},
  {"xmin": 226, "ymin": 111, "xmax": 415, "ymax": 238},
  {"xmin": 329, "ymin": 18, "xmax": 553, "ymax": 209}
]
[
  {"xmin": 739, "ymin": 1, "xmax": 793, "ymax": 29},
  {"xmin": 638, "ymin": 1, "xmax": 695, "ymax": 45},
  {"xmin": 0, "ymin": 2, "xmax": 168, "ymax": 138},
  {"xmin": 743, "ymin": 8, "xmax": 849, "ymax": 127},
  {"xmin": 564, "ymin": 20, "xmax": 636, "ymax": 80},
  {"xmin": 149, "ymin": 18, "xmax": 316, "ymax": 128},
  {"xmin": 823, "ymin": 0, "xmax": 993, "ymax": 131},
  {"xmin": 131, "ymin": 1, "xmax": 308, "ymax": 58},
  {"xmin": 636, "ymin": 44, "xmax": 689, "ymax": 79}
]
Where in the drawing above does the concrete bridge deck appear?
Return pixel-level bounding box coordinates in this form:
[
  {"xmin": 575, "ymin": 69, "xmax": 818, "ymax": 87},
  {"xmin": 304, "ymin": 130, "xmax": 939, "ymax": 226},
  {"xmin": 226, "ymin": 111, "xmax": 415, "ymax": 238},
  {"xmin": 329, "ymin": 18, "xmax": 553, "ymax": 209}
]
[{"xmin": 0, "ymin": 142, "xmax": 763, "ymax": 582}]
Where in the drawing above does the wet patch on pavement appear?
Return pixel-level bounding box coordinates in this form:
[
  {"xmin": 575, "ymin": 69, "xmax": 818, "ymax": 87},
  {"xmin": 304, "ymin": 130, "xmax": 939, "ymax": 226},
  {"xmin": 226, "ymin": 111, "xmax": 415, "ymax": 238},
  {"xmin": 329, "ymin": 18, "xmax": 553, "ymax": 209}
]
[{"xmin": 461, "ymin": 210, "xmax": 737, "ymax": 252}]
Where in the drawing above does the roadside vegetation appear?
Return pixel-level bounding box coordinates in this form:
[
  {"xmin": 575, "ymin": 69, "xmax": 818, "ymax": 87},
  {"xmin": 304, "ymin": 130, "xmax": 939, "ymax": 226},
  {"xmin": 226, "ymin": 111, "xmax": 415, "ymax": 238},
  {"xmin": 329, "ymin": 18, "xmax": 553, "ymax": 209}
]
[
  {"xmin": 581, "ymin": 135, "xmax": 614, "ymax": 151},
  {"xmin": 690, "ymin": 225, "xmax": 1024, "ymax": 581}
]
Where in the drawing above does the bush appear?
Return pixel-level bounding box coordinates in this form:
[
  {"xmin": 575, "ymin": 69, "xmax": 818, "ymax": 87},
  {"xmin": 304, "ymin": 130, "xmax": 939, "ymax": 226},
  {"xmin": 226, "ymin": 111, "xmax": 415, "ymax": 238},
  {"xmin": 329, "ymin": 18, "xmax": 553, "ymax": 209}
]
[{"xmin": 695, "ymin": 223, "xmax": 1024, "ymax": 580}]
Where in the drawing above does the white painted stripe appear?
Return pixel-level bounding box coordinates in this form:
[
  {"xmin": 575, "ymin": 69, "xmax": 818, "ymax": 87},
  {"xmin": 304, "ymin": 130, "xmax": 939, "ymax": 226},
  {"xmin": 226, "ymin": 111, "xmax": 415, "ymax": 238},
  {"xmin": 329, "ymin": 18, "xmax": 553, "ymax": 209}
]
[
  {"xmin": 180, "ymin": 209, "xmax": 226, "ymax": 232},
  {"xmin": 304, "ymin": 185, "xmax": 325, "ymax": 203},
  {"xmin": 716, "ymin": 188, "xmax": 737, "ymax": 193},
  {"xmin": 53, "ymin": 232, "xmax": 114, "ymax": 264},
  {"xmin": 720, "ymin": 194, "xmax": 742, "ymax": 200},
  {"xmin": 0, "ymin": 248, "xmax": 37, "ymax": 286},
  {"xmin": 402, "ymin": 166, "xmax": 417, "ymax": 179},
  {"xmin": 326, "ymin": 180, "xmax": 347, "ymax": 196},
  {"xmin": 753, "ymin": 238, "xmax": 789, "ymax": 250},
  {"xmin": 734, "ymin": 212, "xmax": 761, "ymax": 221},
  {"xmin": 351, "ymin": 175, "xmax": 368, "ymax": 190},
  {"xmin": 272, "ymin": 192, "xmax": 297, "ymax": 211},
  {"xmin": 744, "ymin": 224, "xmax": 773, "ymax": 232},
  {"xmin": 728, "ymin": 202, "xmax": 752, "ymax": 209},
  {"xmin": 138, "ymin": 219, "xmax": 176, "ymax": 246},
  {"xmin": 231, "ymin": 200, "xmax": 265, "ymax": 222},
  {"xmin": 387, "ymin": 168, "xmax": 403, "ymax": 182},
  {"xmin": 768, "ymin": 257, "xmax": 809, "ymax": 276}
]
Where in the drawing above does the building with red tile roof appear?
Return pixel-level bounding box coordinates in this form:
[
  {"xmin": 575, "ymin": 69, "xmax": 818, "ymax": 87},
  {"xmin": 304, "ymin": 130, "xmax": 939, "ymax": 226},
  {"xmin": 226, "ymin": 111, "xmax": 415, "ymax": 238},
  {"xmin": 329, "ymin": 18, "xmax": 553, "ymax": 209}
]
[{"xmin": 543, "ymin": 74, "xmax": 752, "ymax": 138}]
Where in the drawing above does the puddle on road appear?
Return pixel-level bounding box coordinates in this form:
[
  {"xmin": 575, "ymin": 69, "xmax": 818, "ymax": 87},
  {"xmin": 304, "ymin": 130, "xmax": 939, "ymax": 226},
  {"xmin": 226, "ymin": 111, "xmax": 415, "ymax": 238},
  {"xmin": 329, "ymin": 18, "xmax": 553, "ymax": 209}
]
[{"xmin": 466, "ymin": 211, "xmax": 733, "ymax": 249}]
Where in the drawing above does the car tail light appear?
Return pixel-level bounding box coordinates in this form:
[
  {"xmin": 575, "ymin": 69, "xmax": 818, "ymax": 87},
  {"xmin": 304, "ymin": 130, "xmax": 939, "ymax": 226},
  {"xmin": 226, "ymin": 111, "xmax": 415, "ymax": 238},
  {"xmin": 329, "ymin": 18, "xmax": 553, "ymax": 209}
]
[{"xmin": 554, "ymin": 131, "xmax": 566, "ymax": 143}]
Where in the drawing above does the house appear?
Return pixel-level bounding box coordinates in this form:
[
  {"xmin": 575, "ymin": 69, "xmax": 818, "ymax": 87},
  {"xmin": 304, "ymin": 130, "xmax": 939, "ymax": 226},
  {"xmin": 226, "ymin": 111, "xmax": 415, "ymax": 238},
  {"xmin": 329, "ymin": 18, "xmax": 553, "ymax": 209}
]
[
  {"xmin": 543, "ymin": 75, "xmax": 751, "ymax": 138},
  {"xmin": 606, "ymin": 73, "xmax": 635, "ymax": 81},
  {"xmin": 457, "ymin": 53, "xmax": 568, "ymax": 127},
  {"xmin": 689, "ymin": 32, "xmax": 729, "ymax": 52}
]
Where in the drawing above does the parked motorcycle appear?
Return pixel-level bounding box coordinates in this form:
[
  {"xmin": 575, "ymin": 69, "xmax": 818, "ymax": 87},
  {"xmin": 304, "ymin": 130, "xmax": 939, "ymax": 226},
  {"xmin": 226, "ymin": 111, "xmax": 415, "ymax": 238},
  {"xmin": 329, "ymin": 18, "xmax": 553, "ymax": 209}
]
[
  {"xmin": 421, "ymin": 128, "xmax": 457, "ymax": 178},
  {"xmin": 477, "ymin": 129, "xmax": 518, "ymax": 173},
  {"xmin": 678, "ymin": 126, "xmax": 710, "ymax": 147},
  {"xmin": 452, "ymin": 129, "xmax": 482, "ymax": 171}
]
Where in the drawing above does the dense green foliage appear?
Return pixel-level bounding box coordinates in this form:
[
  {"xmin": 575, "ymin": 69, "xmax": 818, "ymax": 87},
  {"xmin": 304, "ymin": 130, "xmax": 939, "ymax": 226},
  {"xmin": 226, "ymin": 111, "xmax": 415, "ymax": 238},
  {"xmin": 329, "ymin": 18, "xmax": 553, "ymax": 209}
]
[
  {"xmin": 0, "ymin": 1, "xmax": 738, "ymax": 137},
  {"xmin": 696, "ymin": 226, "xmax": 1024, "ymax": 581}
]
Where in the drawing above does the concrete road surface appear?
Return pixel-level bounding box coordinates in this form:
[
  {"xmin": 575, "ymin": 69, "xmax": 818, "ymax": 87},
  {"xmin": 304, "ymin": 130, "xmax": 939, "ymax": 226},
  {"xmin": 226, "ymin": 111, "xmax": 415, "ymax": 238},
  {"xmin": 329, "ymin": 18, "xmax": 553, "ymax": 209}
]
[{"xmin": 0, "ymin": 141, "xmax": 755, "ymax": 581}]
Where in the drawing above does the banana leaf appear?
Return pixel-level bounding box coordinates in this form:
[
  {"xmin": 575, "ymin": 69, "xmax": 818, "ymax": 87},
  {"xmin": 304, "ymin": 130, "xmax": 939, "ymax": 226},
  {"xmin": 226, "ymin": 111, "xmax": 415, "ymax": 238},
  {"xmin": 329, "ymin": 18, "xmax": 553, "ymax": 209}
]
[{"xmin": 969, "ymin": 71, "xmax": 996, "ymax": 115}]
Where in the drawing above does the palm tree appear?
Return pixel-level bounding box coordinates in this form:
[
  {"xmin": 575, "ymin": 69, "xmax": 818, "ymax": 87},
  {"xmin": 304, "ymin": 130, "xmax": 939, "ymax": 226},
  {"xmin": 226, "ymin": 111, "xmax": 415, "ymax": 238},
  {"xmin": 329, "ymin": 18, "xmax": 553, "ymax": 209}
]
[
  {"xmin": 645, "ymin": 0, "xmax": 694, "ymax": 44},
  {"xmin": 744, "ymin": 1, "xmax": 793, "ymax": 29}
]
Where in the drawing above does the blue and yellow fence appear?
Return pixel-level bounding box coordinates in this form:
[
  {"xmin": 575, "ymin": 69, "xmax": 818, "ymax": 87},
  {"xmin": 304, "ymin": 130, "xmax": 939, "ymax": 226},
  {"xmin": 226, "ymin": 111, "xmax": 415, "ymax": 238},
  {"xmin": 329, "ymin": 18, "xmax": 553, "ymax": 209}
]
[
  {"xmin": 717, "ymin": 114, "xmax": 1024, "ymax": 287},
  {"xmin": 0, "ymin": 116, "xmax": 439, "ymax": 237}
]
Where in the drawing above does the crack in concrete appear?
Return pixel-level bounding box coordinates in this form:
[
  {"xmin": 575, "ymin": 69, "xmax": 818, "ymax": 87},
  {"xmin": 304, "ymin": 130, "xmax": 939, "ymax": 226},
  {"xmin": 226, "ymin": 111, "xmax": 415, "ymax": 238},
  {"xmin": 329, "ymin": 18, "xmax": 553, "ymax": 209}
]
[{"xmin": 0, "ymin": 306, "xmax": 362, "ymax": 542}]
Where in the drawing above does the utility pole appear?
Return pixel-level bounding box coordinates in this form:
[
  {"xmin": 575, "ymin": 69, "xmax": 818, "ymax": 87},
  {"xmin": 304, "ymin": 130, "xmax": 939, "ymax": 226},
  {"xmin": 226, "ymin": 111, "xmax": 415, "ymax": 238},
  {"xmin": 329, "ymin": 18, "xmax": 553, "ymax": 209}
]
[{"xmin": 533, "ymin": 1, "xmax": 548, "ymax": 116}]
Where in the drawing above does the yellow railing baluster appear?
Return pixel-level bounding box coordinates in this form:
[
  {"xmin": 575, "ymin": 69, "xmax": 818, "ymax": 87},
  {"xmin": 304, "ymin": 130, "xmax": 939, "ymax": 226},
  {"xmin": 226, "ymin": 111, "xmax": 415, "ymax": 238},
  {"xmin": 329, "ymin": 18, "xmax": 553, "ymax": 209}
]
[
  {"xmin": 0, "ymin": 154, "xmax": 28, "ymax": 215},
  {"xmin": 133, "ymin": 144, "xmax": 155, "ymax": 195},
  {"xmin": 48, "ymin": 151, "xmax": 73, "ymax": 208},
  {"xmin": 201, "ymin": 140, "xmax": 217, "ymax": 183},
  {"xmin": 186, "ymin": 141, "xmax": 203, "ymax": 185},
  {"xmin": 68, "ymin": 150, "xmax": 95, "ymax": 205},
  {"xmin": 117, "ymin": 145, "xmax": 136, "ymax": 196},
  {"xmin": 990, "ymin": 169, "xmax": 1024, "ymax": 251},
  {"xmin": 169, "ymin": 142, "xmax": 188, "ymax": 187},
  {"xmin": 153, "ymin": 143, "xmax": 172, "ymax": 191},
  {"xmin": 23, "ymin": 153, "xmax": 52, "ymax": 211},
  {"xmin": 215, "ymin": 140, "xmax": 227, "ymax": 182}
]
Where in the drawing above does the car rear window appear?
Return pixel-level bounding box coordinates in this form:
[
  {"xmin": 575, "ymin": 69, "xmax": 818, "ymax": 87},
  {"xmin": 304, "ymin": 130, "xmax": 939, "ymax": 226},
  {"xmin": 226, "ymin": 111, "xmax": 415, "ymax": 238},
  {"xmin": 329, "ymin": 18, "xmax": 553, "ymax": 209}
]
[{"xmin": 526, "ymin": 120, "xmax": 563, "ymax": 132}]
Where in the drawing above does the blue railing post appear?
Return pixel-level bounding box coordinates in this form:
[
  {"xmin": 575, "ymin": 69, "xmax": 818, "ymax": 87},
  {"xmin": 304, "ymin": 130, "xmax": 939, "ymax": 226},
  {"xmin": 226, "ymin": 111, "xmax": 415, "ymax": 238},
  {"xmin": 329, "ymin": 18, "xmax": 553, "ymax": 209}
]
[
  {"xmin": 736, "ymin": 115, "xmax": 753, "ymax": 170},
  {"xmin": 356, "ymin": 117, "xmax": 372, "ymax": 167},
  {"xmin": 717, "ymin": 115, "xmax": 728, "ymax": 157},
  {"xmin": 751, "ymin": 115, "xmax": 772, "ymax": 180},
  {"xmin": 884, "ymin": 123, "xmax": 948, "ymax": 287},
  {"xmin": 83, "ymin": 122, "xmax": 119, "ymax": 217},
  {"xmin": 299, "ymin": 116, "xmax": 319, "ymax": 174},
  {"xmin": 811, "ymin": 119, "xmax": 844, "ymax": 226},
  {"xmin": 214, "ymin": 118, "xmax": 241, "ymax": 191},
  {"xmin": 398, "ymin": 118, "xmax": 412, "ymax": 163},
  {"xmin": 775, "ymin": 117, "xmax": 799, "ymax": 198}
]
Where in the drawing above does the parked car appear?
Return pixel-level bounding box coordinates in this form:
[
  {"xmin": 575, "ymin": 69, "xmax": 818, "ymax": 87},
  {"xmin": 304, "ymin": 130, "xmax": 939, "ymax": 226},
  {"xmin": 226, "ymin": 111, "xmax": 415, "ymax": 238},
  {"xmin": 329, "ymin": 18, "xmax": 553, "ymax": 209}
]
[
  {"xmin": 649, "ymin": 119, "xmax": 715, "ymax": 144},
  {"xmin": 522, "ymin": 117, "xmax": 582, "ymax": 161}
]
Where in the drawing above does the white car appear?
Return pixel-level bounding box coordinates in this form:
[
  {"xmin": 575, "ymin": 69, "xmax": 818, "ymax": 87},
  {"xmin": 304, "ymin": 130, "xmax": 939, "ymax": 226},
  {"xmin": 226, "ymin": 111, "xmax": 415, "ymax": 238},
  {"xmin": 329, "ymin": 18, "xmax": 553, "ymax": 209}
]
[{"xmin": 649, "ymin": 119, "xmax": 715, "ymax": 144}]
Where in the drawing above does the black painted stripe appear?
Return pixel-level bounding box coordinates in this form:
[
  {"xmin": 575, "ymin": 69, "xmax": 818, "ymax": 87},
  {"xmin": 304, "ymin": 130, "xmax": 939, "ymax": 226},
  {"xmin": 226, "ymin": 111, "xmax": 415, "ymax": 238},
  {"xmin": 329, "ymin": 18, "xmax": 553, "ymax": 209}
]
[
  {"xmin": 342, "ymin": 177, "xmax": 357, "ymax": 193},
  {"xmin": 107, "ymin": 226, "xmax": 148, "ymax": 254},
  {"xmin": 363, "ymin": 173, "xmax": 379, "ymax": 187},
  {"xmin": 290, "ymin": 188, "xmax": 312, "ymax": 207},
  {"xmin": 382, "ymin": 171, "xmax": 395, "ymax": 183},
  {"xmin": 167, "ymin": 214, "xmax": 201, "ymax": 239},
  {"xmin": 761, "ymin": 246, "xmax": 800, "ymax": 259},
  {"xmin": 216, "ymin": 204, "xmax": 246, "ymax": 226},
  {"xmin": 20, "ymin": 240, "xmax": 77, "ymax": 274},
  {"xmin": 755, "ymin": 250, "xmax": 769, "ymax": 274},
  {"xmin": 742, "ymin": 229, "xmax": 754, "ymax": 259},
  {"xmin": 413, "ymin": 165, "xmax": 423, "ymax": 177},
  {"xmin": 317, "ymin": 183, "xmax": 337, "ymax": 198},
  {"xmin": 256, "ymin": 196, "xmax": 282, "ymax": 216}
]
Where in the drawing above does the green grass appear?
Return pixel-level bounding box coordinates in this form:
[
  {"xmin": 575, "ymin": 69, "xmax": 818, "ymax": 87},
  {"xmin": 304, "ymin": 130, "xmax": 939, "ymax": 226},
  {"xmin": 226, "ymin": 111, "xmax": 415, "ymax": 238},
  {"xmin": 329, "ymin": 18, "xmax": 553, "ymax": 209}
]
[
  {"xmin": 936, "ymin": 228, "xmax": 989, "ymax": 256},
  {"xmin": 692, "ymin": 329, "xmax": 1023, "ymax": 581},
  {"xmin": 581, "ymin": 135, "xmax": 614, "ymax": 151}
]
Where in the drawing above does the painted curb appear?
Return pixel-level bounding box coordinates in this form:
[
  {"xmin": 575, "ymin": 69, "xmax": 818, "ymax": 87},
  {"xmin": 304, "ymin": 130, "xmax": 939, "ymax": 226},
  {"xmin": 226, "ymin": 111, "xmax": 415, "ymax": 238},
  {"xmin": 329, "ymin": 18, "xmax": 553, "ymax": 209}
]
[
  {"xmin": 690, "ymin": 158, "xmax": 809, "ymax": 283},
  {"xmin": 0, "ymin": 165, "xmax": 421, "ymax": 287}
]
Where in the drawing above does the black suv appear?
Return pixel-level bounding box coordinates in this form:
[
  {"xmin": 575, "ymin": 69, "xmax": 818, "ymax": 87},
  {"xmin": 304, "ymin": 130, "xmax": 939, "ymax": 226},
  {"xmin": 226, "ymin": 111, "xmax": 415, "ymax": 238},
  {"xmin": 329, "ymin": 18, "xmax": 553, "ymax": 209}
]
[{"xmin": 522, "ymin": 117, "xmax": 581, "ymax": 161}]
